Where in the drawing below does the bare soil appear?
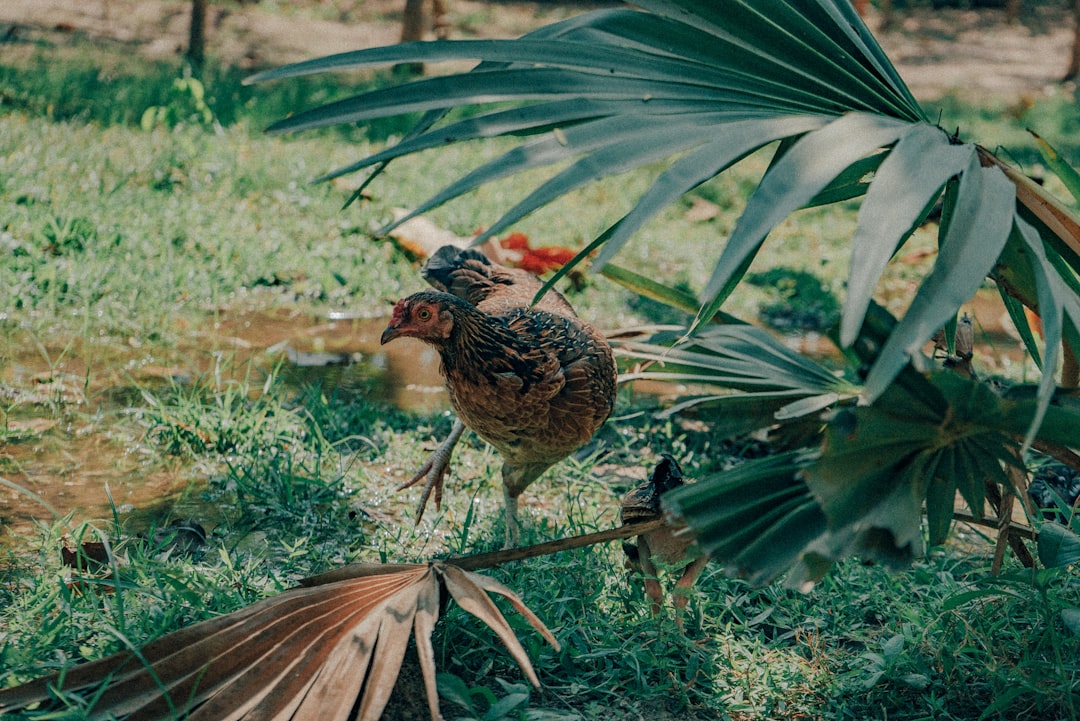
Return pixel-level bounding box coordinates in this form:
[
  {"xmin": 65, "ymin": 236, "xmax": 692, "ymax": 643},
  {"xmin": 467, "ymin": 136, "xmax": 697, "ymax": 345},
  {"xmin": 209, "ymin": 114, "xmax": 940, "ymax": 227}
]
[{"xmin": 1, "ymin": 0, "xmax": 1076, "ymax": 100}]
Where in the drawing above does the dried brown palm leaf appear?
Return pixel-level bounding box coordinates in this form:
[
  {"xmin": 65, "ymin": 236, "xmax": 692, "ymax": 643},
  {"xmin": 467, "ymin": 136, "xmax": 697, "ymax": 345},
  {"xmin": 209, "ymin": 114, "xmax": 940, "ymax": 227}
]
[
  {"xmin": 0, "ymin": 562, "xmax": 562, "ymax": 721},
  {"xmin": 0, "ymin": 522, "xmax": 659, "ymax": 721}
]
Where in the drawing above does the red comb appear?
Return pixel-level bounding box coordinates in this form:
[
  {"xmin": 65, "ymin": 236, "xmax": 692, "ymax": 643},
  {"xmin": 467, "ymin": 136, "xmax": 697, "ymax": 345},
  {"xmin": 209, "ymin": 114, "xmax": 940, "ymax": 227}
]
[{"xmin": 389, "ymin": 298, "xmax": 407, "ymax": 324}]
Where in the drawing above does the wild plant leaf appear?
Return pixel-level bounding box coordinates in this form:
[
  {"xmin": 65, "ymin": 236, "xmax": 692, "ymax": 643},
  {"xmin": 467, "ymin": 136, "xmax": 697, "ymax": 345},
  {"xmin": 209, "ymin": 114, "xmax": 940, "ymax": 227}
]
[
  {"xmin": 812, "ymin": 372, "xmax": 1020, "ymax": 539},
  {"xmin": 653, "ymin": 394, "xmax": 796, "ymax": 436},
  {"xmin": 941, "ymin": 587, "xmax": 1021, "ymax": 612},
  {"xmin": 731, "ymin": 498, "xmax": 832, "ymax": 586},
  {"xmin": 266, "ymin": 67, "xmax": 750, "ymax": 136},
  {"xmin": 1062, "ymin": 608, "xmax": 1080, "ymax": 637},
  {"xmin": 999, "ymin": 287, "xmax": 1043, "ymax": 369},
  {"xmin": 381, "ymin": 113, "xmax": 749, "ymax": 238},
  {"xmin": 987, "ymin": 149, "xmax": 1080, "ymax": 264},
  {"xmin": 803, "ymin": 151, "xmax": 887, "ymax": 208},
  {"xmin": 861, "ymin": 160, "xmax": 1014, "ymax": 402},
  {"xmin": 458, "ymin": 569, "xmax": 560, "ymax": 650},
  {"xmin": 616, "ymin": 324, "xmax": 856, "ymax": 397},
  {"xmin": 1012, "ymin": 390, "xmax": 1080, "ymax": 448},
  {"xmin": 312, "ymin": 99, "xmax": 634, "ymax": 183},
  {"xmin": 841, "ymin": 125, "xmax": 973, "ymax": 346},
  {"xmin": 590, "ymin": 114, "xmax": 830, "ymax": 270},
  {"xmin": 925, "ymin": 468, "xmax": 957, "ymax": 546},
  {"xmin": 1030, "ymin": 130, "xmax": 1080, "ymax": 205},
  {"xmin": 439, "ymin": 564, "xmax": 546, "ymax": 688},
  {"xmin": 412, "ymin": 572, "xmax": 443, "ymax": 721},
  {"xmin": 662, "ymin": 450, "xmax": 830, "ymax": 586},
  {"xmin": 355, "ymin": 584, "xmax": 424, "ymax": 721},
  {"xmin": 435, "ymin": 673, "xmax": 476, "ymax": 715},
  {"xmin": 700, "ymin": 113, "xmax": 911, "ymax": 313},
  {"xmin": 775, "ymin": 393, "xmax": 845, "ymax": 420},
  {"xmin": 665, "ymin": 371, "xmax": 1037, "ymax": 583},
  {"xmin": 946, "ymin": 439, "xmax": 985, "ymax": 520},
  {"xmin": 291, "ymin": 610, "xmax": 382, "ymax": 721},
  {"xmin": 598, "ymin": 264, "xmax": 703, "ymax": 316},
  {"xmin": 467, "ymin": 115, "xmax": 751, "ymax": 245},
  {"xmin": 1013, "ymin": 136, "xmax": 1080, "ymax": 263},
  {"xmin": 807, "ymin": 407, "xmax": 935, "ymax": 550},
  {"xmin": 1037, "ymin": 522, "xmax": 1080, "ymax": 569},
  {"xmin": 1012, "ymin": 218, "xmax": 1065, "ymax": 447},
  {"xmin": 631, "ymin": 0, "xmax": 920, "ymax": 118},
  {"xmin": 249, "ymin": 37, "xmax": 768, "ymax": 87}
]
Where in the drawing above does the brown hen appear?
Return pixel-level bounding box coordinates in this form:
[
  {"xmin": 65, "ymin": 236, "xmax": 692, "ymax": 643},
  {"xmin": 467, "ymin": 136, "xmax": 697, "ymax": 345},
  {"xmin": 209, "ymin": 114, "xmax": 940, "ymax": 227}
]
[
  {"xmin": 393, "ymin": 245, "xmax": 582, "ymax": 517},
  {"xmin": 381, "ymin": 250, "xmax": 616, "ymax": 547}
]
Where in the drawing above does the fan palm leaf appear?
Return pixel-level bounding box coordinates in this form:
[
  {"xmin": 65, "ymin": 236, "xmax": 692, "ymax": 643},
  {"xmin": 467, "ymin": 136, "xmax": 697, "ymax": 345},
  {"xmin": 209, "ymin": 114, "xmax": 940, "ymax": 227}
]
[{"xmin": 0, "ymin": 523, "xmax": 673, "ymax": 721}]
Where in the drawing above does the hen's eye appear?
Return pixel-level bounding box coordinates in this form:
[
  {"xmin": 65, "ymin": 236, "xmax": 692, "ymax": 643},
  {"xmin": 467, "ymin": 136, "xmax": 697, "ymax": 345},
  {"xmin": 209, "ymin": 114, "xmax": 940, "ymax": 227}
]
[{"xmin": 417, "ymin": 308, "xmax": 432, "ymax": 321}]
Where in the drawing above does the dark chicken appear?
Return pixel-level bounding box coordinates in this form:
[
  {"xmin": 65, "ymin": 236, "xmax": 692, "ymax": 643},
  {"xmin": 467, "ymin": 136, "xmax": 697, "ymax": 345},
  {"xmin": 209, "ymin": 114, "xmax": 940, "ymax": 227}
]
[
  {"xmin": 381, "ymin": 247, "xmax": 616, "ymax": 546},
  {"xmin": 621, "ymin": 455, "xmax": 708, "ymax": 620}
]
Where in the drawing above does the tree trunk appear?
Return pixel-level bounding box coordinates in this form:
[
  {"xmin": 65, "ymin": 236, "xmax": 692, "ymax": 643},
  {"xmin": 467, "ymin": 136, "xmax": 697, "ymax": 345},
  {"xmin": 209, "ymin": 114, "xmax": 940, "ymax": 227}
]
[
  {"xmin": 400, "ymin": 0, "xmax": 425, "ymax": 42},
  {"xmin": 1067, "ymin": 0, "xmax": 1080, "ymax": 81},
  {"xmin": 397, "ymin": 0, "xmax": 427, "ymax": 76},
  {"xmin": 877, "ymin": 0, "xmax": 894, "ymax": 32},
  {"xmin": 188, "ymin": 0, "xmax": 207, "ymax": 73},
  {"xmin": 432, "ymin": 0, "xmax": 450, "ymax": 39},
  {"xmin": 1005, "ymin": 0, "xmax": 1020, "ymax": 24}
]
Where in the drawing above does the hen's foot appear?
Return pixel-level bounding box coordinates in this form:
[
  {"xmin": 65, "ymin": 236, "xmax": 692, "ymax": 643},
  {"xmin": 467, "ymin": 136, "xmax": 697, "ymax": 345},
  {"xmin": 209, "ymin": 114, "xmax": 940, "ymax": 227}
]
[{"xmin": 397, "ymin": 419, "xmax": 465, "ymax": 523}]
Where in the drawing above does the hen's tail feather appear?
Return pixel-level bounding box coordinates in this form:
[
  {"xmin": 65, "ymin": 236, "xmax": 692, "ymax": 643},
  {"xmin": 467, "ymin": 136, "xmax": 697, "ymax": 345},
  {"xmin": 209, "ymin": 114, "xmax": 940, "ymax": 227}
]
[{"xmin": 421, "ymin": 245, "xmax": 489, "ymax": 290}]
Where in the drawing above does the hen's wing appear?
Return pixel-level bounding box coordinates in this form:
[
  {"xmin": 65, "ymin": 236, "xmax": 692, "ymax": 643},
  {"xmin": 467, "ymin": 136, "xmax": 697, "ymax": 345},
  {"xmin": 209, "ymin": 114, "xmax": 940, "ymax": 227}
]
[{"xmin": 446, "ymin": 307, "xmax": 616, "ymax": 467}]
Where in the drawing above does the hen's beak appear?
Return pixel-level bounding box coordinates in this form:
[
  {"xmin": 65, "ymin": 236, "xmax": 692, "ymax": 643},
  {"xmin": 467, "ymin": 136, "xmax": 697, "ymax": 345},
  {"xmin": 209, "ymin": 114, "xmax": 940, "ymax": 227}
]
[{"xmin": 380, "ymin": 325, "xmax": 402, "ymax": 345}]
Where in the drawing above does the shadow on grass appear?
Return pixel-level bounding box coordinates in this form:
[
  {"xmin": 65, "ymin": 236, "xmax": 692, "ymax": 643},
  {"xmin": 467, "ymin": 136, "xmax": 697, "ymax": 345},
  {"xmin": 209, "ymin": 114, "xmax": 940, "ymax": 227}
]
[{"xmin": 0, "ymin": 46, "xmax": 417, "ymax": 142}]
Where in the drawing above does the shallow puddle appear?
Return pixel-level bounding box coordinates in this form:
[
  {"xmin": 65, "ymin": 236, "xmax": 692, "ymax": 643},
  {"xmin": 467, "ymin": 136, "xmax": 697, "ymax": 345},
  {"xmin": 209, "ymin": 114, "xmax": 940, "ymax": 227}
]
[{"xmin": 0, "ymin": 307, "xmax": 448, "ymax": 544}]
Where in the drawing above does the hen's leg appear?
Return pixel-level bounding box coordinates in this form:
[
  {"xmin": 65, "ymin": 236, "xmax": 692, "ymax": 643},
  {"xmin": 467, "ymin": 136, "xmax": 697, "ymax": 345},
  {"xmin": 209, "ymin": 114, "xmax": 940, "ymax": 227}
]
[
  {"xmin": 671, "ymin": 555, "xmax": 708, "ymax": 630},
  {"xmin": 635, "ymin": 538, "xmax": 664, "ymax": 616},
  {"xmin": 502, "ymin": 485, "xmax": 521, "ymax": 549},
  {"xmin": 672, "ymin": 556, "xmax": 708, "ymax": 609},
  {"xmin": 397, "ymin": 419, "xmax": 465, "ymax": 523},
  {"xmin": 500, "ymin": 462, "xmax": 546, "ymax": 548}
]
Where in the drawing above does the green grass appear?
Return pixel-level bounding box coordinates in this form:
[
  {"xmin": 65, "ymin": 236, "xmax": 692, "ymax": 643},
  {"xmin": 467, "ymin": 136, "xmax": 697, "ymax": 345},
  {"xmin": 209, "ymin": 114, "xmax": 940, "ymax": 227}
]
[{"xmin": 1, "ymin": 46, "xmax": 1078, "ymax": 721}]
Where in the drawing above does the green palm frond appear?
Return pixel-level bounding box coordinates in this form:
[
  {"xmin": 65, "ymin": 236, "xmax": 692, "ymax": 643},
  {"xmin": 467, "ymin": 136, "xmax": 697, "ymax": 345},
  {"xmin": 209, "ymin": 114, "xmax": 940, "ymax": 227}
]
[
  {"xmin": 247, "ymin": 0, "xmax": 1077, "ymax": 399},
  {"xmin": 615, "ymin": 323, "xmax": 859, "ymax": 422},
  {"xmin": 664, "ymin": 369, "xmax": 1080, "ymax": 587}
]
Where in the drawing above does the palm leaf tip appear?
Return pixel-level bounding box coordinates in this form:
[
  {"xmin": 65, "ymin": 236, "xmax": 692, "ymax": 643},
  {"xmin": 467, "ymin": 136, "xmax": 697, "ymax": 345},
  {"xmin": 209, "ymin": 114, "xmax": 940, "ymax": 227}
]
[{"xmin": 0, "ymin": 562, "xmax": 558, "ymax": 721}]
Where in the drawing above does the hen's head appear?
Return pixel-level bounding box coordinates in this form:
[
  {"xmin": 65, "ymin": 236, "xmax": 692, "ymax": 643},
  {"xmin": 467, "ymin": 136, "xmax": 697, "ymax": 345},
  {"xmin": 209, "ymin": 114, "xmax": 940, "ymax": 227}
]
[{"xmin": 380, "ymin": 291, "xmax": 457, "ymax": 345}]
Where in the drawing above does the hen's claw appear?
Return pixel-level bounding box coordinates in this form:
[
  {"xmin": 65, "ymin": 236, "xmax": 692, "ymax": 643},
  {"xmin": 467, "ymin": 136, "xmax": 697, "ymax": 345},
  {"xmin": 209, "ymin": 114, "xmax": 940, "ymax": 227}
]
[{"xmin": 397, "ymin": 420, "xmax": 466, "ymax": 524}]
